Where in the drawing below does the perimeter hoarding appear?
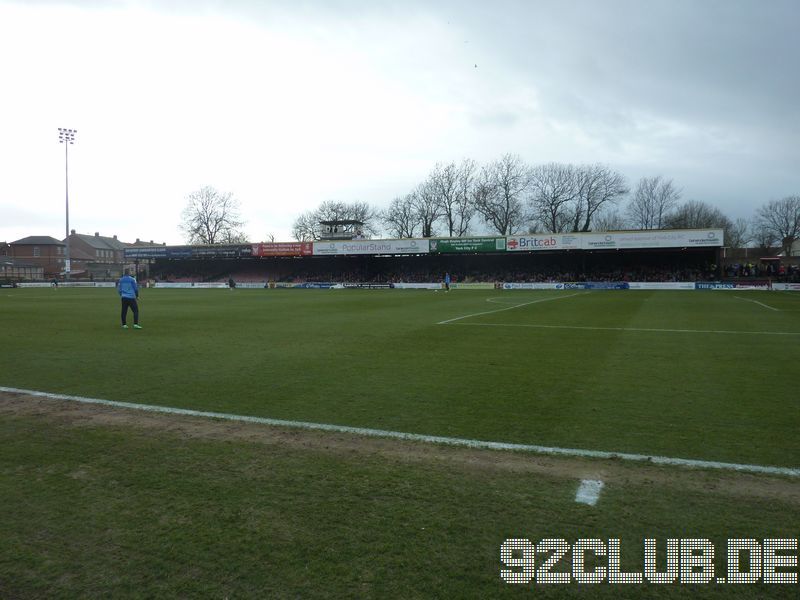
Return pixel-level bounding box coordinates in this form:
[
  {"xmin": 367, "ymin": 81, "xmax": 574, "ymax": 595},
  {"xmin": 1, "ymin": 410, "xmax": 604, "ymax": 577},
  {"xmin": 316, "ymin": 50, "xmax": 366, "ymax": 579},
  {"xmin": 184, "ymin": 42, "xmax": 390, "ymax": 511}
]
[
  {"xmin": 251, "ymin": 242, "xmax": 312, "ymax": 257},
  {"xmin": 312, "ymin": 239, "xmax": 430, "ymax": 256},
  {"xmin": 581, "ymin": 229, "xmax": 723, "ymax": 250},
  {"xmin": 430, "ymin": 237, "xmax": 506, "ymax": 253},
  {"xmin": 506, "ymin": 229, "xmax": 724, "ymax": 252},
  {"xmin": 506, "ymin": 234, "xmax": 581, "ymax": 252}
]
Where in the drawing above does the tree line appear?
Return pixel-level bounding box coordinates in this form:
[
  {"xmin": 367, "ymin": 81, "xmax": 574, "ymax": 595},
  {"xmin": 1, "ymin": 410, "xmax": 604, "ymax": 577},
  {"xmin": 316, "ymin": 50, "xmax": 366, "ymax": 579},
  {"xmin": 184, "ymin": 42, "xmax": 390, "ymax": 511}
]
[{"xmin": 179, "ymin": 159, "xmax": 800, "ymax": 256}]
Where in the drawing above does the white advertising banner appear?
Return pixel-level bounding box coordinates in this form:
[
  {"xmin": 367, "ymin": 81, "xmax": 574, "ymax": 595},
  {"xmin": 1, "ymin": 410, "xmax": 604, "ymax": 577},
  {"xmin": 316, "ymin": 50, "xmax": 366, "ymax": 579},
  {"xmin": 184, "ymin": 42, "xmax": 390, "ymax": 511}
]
[
  {"xmin": 154, "ymin": 282, "xmax": 228, "ymax": 289},
  {"xmin": 451, "ymin": 282, "xmax": 496, "ymax": 290},
  {"xmin": 773, "ymin": 283, "xmax": 800, "ymax": 291},
  {"xmin": 502, "ymin": 283, "xmax": 565, "ymax": 290},
  {"xmin": 19, "ymin": 281, "xmax": 116, "ymax": 288},
  {"xmin": 580, "ymin": 229, "xmax": 723, "ymax": 250},
  {"xmin": 506, "ymin": 234, "xmax": 581, "ymax": 252},
  {"xmin": 392, "ymin": 282, "xmax": 441, "ymax": 289},
  {"xmin": 627, "ymin": 282, "xmax": 697, "ymax": 290},
  {"xmin": 506, "ymin": 229, "xmax": 723, "ymax": 251},
  {"xmin": 312, "ymin": 239, "xmax": 430, "ymax": 256}
]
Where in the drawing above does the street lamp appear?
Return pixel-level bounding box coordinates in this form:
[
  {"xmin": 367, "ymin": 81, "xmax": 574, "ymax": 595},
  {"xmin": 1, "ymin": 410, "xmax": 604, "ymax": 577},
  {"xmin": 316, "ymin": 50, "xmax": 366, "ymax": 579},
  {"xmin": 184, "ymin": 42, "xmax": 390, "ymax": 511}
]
[{"xmin": 58, "ymin": 128, "xmax": 76, "ymax": 279}]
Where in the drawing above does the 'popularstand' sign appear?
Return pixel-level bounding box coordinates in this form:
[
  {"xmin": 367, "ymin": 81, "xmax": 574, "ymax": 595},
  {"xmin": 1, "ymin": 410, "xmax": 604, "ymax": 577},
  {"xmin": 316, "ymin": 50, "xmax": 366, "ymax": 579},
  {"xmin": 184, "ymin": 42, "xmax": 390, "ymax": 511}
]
[{"xmin": 312, "ymin": 239, "xmax": 430, "ymax": 256}]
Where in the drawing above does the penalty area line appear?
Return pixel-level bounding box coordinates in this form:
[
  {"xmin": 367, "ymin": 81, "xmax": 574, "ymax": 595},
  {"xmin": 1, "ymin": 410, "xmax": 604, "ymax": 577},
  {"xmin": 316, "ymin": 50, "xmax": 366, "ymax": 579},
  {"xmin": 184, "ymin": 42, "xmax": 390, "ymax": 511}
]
[
  {"xmin": 445, "ymin": 322, "xmax": 800, "ymax": 336},
  {"xmin": 1, "ymin": 386, "xmax": 799, "ymax": 478},
  {"xmin": 437, "ymin": 292, "xmax": 588, "ymax": 325},
  {"xmin": 734, "ymin": 295, "xmax": 781, "ymax": 312}
]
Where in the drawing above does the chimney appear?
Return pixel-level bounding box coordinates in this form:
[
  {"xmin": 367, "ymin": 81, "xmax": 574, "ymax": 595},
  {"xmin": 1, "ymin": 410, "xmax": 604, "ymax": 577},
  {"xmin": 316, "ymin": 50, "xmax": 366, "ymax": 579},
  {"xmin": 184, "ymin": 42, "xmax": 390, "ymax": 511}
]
[
  {"xmin": 136, "ymin": 238, "xmax": 140, "ymax": 243},
  {"xmin": 95, "ymin": 232, "xmax": 99, "ymax": 237},
  {"xmin": 113, "ymin": 235, "xmax": 117, "ymax": 240},
  {"xmin": 70, "ymin": 229, "xmax": 75, "ymax": 235}
]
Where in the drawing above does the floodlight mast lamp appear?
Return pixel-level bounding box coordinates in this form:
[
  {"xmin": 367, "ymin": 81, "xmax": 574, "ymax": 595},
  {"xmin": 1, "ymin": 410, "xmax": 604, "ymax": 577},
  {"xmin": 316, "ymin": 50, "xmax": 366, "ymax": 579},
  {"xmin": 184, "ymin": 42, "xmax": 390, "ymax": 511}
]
[{"xmin": 58, "ymin": 128, "xmax": 76, "ymax": 280}]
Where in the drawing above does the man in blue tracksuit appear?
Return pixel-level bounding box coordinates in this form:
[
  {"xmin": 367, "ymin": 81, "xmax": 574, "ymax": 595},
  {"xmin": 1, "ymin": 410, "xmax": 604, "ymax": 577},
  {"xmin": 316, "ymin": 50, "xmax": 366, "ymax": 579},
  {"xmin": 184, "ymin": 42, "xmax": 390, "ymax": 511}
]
[{"xmin": 117, "ymin": 271, "xmax": 142, "ymax": 329}]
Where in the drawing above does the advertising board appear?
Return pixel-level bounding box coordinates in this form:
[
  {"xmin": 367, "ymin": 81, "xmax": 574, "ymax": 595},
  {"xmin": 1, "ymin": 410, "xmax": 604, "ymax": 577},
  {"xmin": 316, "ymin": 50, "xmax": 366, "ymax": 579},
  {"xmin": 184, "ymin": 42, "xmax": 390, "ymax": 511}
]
[
  {"xmin": 251, "ymin": 242, "xmax": 312, "ymax": 257},
  {"xmin": 312, "ymin": 239, "xmax": 430, "ymax": 256},
  {"xmin": 431, "ymin": 237, "xmax": 506, "ymax": 253},
  {"xmin": 506, "ymin": 234, "xmax": 581, "ymax": 252},
  {"xmin": 506, "ymin": 229, "xmax": 724, "ymax": 252}
]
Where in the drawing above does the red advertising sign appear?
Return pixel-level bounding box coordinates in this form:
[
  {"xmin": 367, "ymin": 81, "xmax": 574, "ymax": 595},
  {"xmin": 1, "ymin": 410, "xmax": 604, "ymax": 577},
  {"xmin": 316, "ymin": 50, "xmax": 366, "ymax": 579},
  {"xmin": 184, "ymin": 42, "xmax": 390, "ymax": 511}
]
[{"xmin": 251, "ymin": 242, "xmax": 313, "ymax": 257}]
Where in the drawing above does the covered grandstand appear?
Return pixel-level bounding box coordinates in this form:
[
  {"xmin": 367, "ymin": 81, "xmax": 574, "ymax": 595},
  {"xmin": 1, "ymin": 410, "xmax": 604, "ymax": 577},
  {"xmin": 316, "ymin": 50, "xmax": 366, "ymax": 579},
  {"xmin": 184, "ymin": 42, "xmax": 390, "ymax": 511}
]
[{"xmin": 122, "ymin": 229, "xmax": 747, "ymax": 288}]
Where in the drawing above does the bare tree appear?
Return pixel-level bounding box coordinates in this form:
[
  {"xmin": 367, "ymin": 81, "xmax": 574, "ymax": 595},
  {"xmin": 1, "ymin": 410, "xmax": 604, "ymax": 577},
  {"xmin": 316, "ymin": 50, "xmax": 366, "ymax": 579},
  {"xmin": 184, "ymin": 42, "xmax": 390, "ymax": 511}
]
[
  {"xmin": 452, "ymin": 159, "xmax": 478, "ymax": 236},
  {"xmin": 220, "ymin": 229, "xmax": 250, "ymax": 244},
  {"xmin": 346, "ymin": 201, "xmax": 381, "ymax": 238},
  {"xmin": 626, "ymin": 176, "xmax": 681, "ymax": 229},
  {"xmin": 592, "ymin": 208, "xmax": 628, "ymax": 231},
  {"xmin": 431, "ymin": 160, "xmax": 476, "ymax": 237},
  {"xmin": 726, "ymin": 217, "xmax": 751, "ymax": 249},
  {"xmin": 474, "ymin": 154, "xmax": 529, "ymax": 235},
  {"xmin": 664, "ymin": 200, "xmax": 735, "ymax": 246},
  {"xmin": 315, "ymin": 200, "xmax": 349, "ymax": 222},
  {"xmin": 292, "ymin": 200, "xmax": 381, "ymax": 241},
  {"xmin": 180, "ymin": 186, "xmax": 246, "ymax": 244},
  {"xmin": 755, "ymin": 196, "xmax": 800, "ymax": 256},
  {"xmin": 751, "ymin": 222, "xmax": 779, "ymax": 249},
  {"xmin": 570, "ymin": 164, "xmax": 629, "ymax": 232},
  {"xmin": 291, "ymin": 210, "xmax": 318, "ymax": 241},
  {"xmin": 382, "ymin": 194, "xmax": 420, "ymax": 238},
  {"xmin": 664, "ymin": 200, "xmax": 729, "ymax": 229},
  {"xmin": 411, "ymin": 180, "xmax": 442, "ymax": 238},
  {"xmin": 527, "ymin": 163, "xmax": 576, "ymax": 233}
]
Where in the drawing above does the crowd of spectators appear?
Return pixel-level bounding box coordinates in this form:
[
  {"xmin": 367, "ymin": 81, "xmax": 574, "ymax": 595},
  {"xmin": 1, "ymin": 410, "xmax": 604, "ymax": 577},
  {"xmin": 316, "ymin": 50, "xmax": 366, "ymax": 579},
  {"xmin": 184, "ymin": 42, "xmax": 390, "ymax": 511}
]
[{"xmin": 149, "ymin": 256, "xmax": 799, "ymax": 285}]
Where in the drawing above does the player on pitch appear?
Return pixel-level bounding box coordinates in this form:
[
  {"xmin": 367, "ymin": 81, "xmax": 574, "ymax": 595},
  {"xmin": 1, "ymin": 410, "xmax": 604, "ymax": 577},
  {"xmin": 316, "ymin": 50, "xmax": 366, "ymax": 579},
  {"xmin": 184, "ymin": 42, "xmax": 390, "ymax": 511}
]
[{"xmin": 117, "ymin": 270, "xmax": 142, "ymax": 329}]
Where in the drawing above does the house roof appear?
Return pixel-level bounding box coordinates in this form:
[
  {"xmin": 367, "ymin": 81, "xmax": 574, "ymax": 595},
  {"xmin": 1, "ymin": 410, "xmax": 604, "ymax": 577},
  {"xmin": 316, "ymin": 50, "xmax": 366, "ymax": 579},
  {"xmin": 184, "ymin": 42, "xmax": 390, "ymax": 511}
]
[
  {"xmin": 68, "ymin": 246, "xmax": 95, "ymax": 261},
  {"xmin": 11, "ymin": 236, "xmax": 65, "ymax": 246},
  {"xmin": 69, "ymin": 232, "xmax": 127, "ymax": 251}
]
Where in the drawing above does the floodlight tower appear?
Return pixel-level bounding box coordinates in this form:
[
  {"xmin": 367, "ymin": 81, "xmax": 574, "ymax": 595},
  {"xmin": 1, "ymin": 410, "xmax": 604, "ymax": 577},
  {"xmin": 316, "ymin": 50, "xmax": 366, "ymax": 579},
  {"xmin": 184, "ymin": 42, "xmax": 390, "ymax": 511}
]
[{"xmin": 58, "ymin": 128, "xmax": 77, "ymax": 279}]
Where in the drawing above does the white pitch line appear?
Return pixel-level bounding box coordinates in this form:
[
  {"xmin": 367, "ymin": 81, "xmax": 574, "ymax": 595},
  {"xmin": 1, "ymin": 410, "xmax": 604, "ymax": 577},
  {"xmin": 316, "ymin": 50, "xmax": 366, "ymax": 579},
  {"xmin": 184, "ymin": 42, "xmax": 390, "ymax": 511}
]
[
  {"xmin": 575, "ymin": 479, "xmax": 604, "ymax": 506},
  {"xmin": 437, "ymin": 292, "xmax": 587, "ymax": 325},
  {"xmin": 734, "ymin": 296, "xmax": 781, "ymax": 312},
  {"xmin": 445, "ymin": 322, "xmax": 800, "ymax": 336},
  {"xmin": 485, "ymin": 297, "xmax": 527, "ymax": 306},
  {"xmin": 1, "ymin": 386, "xmax": 799, "ymax": 478}
]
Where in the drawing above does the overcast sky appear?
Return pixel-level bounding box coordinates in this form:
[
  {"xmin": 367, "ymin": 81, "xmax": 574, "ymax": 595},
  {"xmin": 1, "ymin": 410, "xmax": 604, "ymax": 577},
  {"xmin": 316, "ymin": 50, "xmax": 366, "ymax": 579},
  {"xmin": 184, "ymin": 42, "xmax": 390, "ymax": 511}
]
[{"xmin": 1, "ymin": 0, "xmax": 798, "ymax": 245}]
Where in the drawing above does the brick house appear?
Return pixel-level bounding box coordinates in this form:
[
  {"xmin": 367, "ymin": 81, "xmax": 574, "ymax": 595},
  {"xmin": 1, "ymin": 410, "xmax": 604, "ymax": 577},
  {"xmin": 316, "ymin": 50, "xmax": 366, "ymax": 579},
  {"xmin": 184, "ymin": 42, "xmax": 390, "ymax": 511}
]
[
  {"xmin": 9, "ymin": 236, "xmax": 66, "ymax": 278},
  {"xmin": 1, "ymin": 254, "xmax": 44, "ymax": 281},
  {"xmin": 66, "ymin": 231, "xmax": 130, "ymax": 280}
]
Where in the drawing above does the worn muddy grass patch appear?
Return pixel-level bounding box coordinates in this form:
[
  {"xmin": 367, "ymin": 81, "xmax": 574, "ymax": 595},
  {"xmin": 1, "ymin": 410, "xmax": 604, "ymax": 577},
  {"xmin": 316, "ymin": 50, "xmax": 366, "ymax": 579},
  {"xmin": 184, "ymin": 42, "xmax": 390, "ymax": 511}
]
[{"xmin": 1, "ymin": 397, "xmax": 798, "ymax": 598}]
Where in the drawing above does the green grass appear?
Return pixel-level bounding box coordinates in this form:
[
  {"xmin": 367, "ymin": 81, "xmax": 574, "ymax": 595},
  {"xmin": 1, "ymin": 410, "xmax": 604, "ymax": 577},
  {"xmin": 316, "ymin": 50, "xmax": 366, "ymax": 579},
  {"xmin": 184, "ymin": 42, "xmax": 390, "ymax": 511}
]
[
  {"xmin": 2, "ymin": 287, "xmax": 800, "ymax": 597},
  {"xmin": 1, "ymin": 410, "xmax": 798, "ymax": 598},
  {"xmin": 2, "ymin": 288, "xmax": 799, "ymax": 467}
]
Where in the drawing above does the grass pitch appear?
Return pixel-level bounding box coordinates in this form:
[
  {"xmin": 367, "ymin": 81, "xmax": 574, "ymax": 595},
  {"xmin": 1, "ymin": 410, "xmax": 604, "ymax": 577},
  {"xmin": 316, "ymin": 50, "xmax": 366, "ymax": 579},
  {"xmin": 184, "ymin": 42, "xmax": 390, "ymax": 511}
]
[
  {"xmin": 1, "ymin": 288, "xmax": 799, "ymax": 597},
  {"xmin": 2, "ymin": 287, "xmax": 799, "ymax": 466}
]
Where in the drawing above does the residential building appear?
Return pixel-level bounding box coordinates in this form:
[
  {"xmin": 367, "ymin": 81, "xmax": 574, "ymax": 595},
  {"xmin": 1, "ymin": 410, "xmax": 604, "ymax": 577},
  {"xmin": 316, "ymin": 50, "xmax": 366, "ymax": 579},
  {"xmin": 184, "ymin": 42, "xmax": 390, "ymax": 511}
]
[
  {"xmin": 9, "ymin": 236, "xmax": 66, "ymax": 278},
  {"xmin": 66, "ymin": 230, "xmax": 129, "ymax": 279}
]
